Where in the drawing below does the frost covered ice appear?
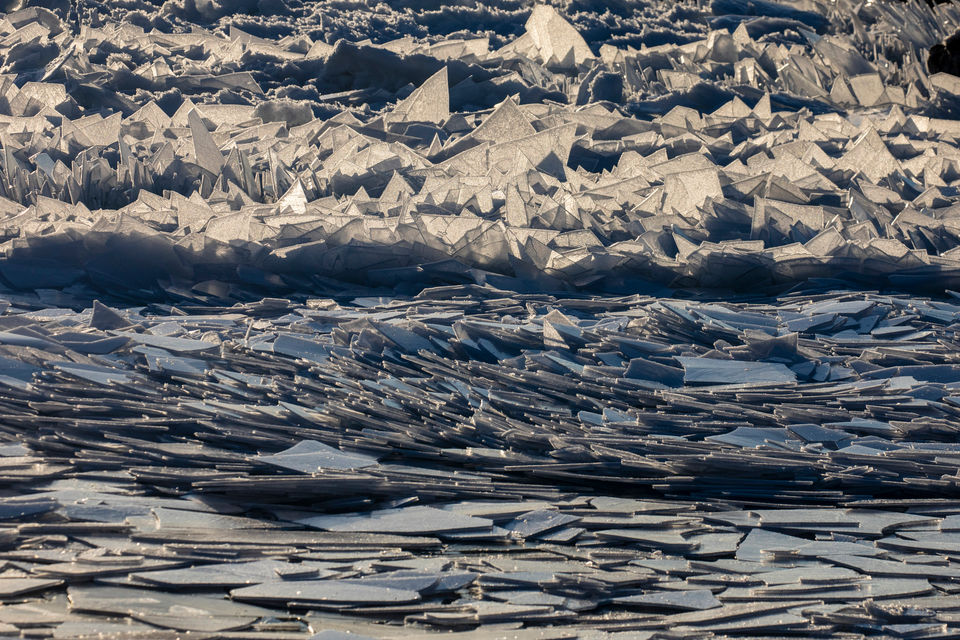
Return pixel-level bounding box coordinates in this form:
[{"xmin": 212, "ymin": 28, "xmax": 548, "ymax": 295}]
[{"xmin": 0, "ymin": 0, "xmax": 959, "ymax": 637}]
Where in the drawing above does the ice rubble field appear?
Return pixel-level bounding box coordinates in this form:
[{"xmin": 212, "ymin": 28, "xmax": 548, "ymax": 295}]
[{"xmin": 4, "ymin": 0, "xmax": 960, "ymax": 637}]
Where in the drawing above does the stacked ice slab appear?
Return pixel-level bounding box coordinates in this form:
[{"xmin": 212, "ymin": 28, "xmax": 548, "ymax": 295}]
[
  {"xmin": 2, "ymin": 2, "xmax": 960, "ymax": 294},
  {"xmin": 2, "ymin": 288, "xmax": 960, "ymax": 636}
]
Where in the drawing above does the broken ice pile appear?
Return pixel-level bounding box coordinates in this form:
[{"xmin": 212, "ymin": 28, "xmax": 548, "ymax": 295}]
[
  {"xmin": 2, "ymin": 0, "xmax": 960, "ymax": 636},
  {"xmin": 0, "ymin": 288, "xmax": 958, "ymax": 635},
  {"xmin": 0, "ymin": 2, "xmax": 960, "ymax": 294}
]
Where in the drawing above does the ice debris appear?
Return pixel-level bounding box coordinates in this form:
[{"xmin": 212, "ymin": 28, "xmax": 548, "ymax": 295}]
[{"xmin": 0, "ymin": 2, "xmax": 956, "ymax": 294}]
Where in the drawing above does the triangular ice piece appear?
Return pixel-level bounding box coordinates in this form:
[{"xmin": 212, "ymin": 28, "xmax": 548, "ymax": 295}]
[
  {"xmin": 387, "ymin": 67, "xmax": 449, "ymax": 125},
  {"xmin": 525, "ymin": 5, "xmax": 594, "ymax": 68},
  {"xmin": 188, "ymin": 109, "xmax": 224, "ymax": 175}
]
